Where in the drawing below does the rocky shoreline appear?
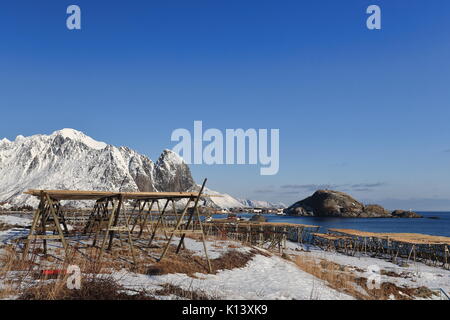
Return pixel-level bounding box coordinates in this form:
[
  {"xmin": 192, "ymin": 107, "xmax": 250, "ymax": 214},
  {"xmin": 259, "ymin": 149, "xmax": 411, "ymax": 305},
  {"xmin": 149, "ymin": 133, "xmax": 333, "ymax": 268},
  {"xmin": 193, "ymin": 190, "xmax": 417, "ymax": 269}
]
[{"xmin": 285, "ymin": 190, "xmax": 422, "ymax": 218}]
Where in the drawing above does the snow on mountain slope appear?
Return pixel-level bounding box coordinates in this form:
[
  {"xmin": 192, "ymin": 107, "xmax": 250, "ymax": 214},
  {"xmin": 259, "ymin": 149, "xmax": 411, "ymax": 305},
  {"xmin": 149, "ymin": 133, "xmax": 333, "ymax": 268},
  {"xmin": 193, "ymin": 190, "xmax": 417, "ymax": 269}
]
[
  {"xmin": 0, "ymin": 129, "xmax": 281, "ymax": 209},
  {"xmin": 55, "ymin": 128, "xmax": 108, "ymax": 150},
  {"xmin": 186, "ymin": 186, "xmax": 285, "ymax": 209},
  {"xmin": 198, "ymin": 187, "xmax": 244, "ymax": 209}
]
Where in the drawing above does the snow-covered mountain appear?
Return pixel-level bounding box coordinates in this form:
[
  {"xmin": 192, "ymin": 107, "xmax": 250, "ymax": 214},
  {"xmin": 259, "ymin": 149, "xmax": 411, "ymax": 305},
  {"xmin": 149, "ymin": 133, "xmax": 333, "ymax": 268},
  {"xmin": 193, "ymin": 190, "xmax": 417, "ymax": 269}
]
[
  {"xmin": 237, "ymin": 199, "xmax": 286, "ymax": 209},
  {"xmin": 0, "ymin": 129, "xmax": 194, "ymax": 207},
  {"xmin": 0, "ymin": 129, "xmax": 282, "ymax": 209},
  {"xmin": 198, "ymin": 187, "xmax": 245, "ymax": 209}
]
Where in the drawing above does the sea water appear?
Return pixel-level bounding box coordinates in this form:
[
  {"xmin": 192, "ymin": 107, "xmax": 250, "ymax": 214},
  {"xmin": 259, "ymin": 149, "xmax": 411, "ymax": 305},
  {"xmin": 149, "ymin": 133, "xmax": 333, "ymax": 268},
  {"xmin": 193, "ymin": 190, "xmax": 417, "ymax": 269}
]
[{"xmin": 213, "ymin": 212, "xmax": 450, "ymax": 237}]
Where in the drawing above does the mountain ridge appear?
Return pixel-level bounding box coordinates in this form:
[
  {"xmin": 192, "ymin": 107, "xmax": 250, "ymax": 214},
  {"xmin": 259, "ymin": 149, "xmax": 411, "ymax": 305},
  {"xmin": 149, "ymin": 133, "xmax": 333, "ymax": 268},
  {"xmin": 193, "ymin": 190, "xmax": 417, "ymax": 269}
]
[{"xmin": 0, "ymin": 129, "xmax": 283, "ymax": 209}]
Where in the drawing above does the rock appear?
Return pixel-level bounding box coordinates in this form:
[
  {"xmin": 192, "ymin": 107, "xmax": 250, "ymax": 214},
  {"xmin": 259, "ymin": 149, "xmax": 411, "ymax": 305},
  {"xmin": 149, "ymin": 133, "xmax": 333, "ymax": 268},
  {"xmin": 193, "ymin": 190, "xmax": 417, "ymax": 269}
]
[
  {"xmin": 249, "ymin": 214, "xmax": 267, "ymax": 223},
  {"xmin": 286, "ymin": 189, "xmax": 419, "ymax": 218},
  {"xmin": 285, "ymin": 190, "xmax": 365, "ymax": 217},
  {"xmin": 362, "ymin": 204, "xmax": 391, "ymax": 218},
  {"xmin": 391, "ymin": 210, "xmax": 422, "ymax": 218},
  {"xmin": 290, "ymin": 206, "xmax": 314, "ymax": 216}
]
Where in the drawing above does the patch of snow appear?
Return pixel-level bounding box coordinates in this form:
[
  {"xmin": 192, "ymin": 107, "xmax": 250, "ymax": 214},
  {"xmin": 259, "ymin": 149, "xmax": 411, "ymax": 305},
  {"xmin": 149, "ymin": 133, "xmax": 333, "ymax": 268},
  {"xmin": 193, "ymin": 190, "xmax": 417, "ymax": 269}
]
[
  {"xmin": 201, "ymin": 187, "xmax": 244, "ymax": 209},
  {"xmin": 0, "ymin": 228, "xmax": 30, "ymax": 244},
  {"xmin": 53, "ymin": 128, "xmax": 107, "ymax": 150},
  {"xmin": 0, "ymin": 203, "xmax": 12, "ymax": 210},
  {"xmin": 0, "ymin": 215, "xmax": 31, "ymax": 227}
]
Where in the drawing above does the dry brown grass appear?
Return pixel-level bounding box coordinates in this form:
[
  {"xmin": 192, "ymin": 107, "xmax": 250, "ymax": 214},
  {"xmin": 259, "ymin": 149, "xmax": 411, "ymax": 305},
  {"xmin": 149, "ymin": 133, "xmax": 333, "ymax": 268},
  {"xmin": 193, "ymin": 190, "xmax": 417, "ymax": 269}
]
[
  {"xmin": 0, "ymin": 245, "xmax": 32, "ymax": 272},
  {"xmin": 19, "ymin": 277, "xmax": 219, "ymax": 300},
  {"xmin": 0, "ymin": 279, "xmax": 18, "ymax": 299},
  {"xmin": 329, "ymin": 228, "xmax": 450, "ymax": 245},
  {"xmin": 1, "ymin": 230, "xmax": 271, "ymax": 300},
  {"xmin": 0, "ymin": 240, "xmax": 135, "ymax": 299},
  {"xmin": 0, "ymin": 244, "xmax": 43, "ymax": 298},
  {"xmin": 155, "ymin": 283, "xmax": 217, "ymax": 300},
  {"xmin": 354, "ymin": 277, "xmax": 436, "ymax": 300},
  {"xmin": 1, "ymin": 241, "xmax": 222, "ymax": 300},
  {"xmin": 294, "ymin": 254, "xmax": 363, "ymax": 298},
  {"xmin": 146, "ymin": 246, "xmax": 257, "ymax": 276},
  {"xmin": 293, "ymin": 254, "xmax": 437, "ymax": 300},
  {"xmin": 19, "ymin": 276, "xmax": 155, "ymax": 300}
]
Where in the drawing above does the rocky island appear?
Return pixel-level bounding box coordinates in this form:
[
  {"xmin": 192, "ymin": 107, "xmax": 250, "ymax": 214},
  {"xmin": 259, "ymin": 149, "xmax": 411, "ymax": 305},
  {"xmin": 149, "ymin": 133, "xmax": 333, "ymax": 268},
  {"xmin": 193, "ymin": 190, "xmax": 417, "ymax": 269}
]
[{"xmin": 285, "ymin": 190, "xmax": 422, "ymax": 218}]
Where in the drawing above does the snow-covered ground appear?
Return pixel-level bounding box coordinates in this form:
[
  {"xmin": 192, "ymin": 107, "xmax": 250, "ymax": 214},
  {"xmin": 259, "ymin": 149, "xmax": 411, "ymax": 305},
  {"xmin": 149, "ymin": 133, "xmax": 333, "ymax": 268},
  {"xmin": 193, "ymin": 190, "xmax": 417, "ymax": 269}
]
[
  {"xmin": 111, "ymin": 254, "xmax": 353, "ymax": 300},
  {"xmin": 0, "ymin": 215, "xmax": 32, "ymax": 227},
  {"xmin": 104, "ymin": 235, "xmax": 353, "ymax": 300},
  {"xmin": 0, "ymin": 214, "xmax": 32, "ymax": 245}
]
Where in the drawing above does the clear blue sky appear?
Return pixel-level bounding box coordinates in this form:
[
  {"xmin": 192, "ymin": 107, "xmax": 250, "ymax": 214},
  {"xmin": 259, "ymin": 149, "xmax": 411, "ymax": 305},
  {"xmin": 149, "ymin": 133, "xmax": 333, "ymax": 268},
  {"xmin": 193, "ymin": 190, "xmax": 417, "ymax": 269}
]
[{"xmin": 1, "ymin": 1, "xmax": 450, "ymax": 210}]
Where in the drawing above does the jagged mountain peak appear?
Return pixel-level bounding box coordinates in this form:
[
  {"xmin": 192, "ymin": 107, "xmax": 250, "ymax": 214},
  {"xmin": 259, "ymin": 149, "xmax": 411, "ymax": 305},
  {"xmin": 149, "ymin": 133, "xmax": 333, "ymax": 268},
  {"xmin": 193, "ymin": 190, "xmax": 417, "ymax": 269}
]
[
  {"xmin": 157, "ymin": 149, "xmax": 185, "ymax": 165},
  {"xmin": 154, "ymin": 149, "xmax": 194, "ymax": 192}
]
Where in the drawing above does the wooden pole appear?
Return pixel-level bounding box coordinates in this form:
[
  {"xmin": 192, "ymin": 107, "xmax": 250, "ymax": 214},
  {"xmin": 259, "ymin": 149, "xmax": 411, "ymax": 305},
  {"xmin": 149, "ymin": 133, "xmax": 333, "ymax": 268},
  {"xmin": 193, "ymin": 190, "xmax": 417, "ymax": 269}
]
[
  {"xmin": 175, "ymin": 179, "xmax": 207, "ymax": 254},
  {"xmin": 138, "ymin": 200, "xmax": 154, "ymax": 238},
  {"xmin": 45, "ymin": 194, "xmax": 69, "ymax": 259},
  {"xmin": 148, "ymin": 199, "xmax": 170, "ymax": 247},
  {"xmin": 98, "ymin": 199, "xmax": 117, "ymax": 262}
]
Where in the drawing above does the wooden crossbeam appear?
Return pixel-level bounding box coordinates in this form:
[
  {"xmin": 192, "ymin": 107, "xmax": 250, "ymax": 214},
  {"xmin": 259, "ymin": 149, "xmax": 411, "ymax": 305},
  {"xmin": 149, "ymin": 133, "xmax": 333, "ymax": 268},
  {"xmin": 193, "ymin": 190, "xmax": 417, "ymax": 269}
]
[
  {"xmin": 24, "ymin": 189, "xmax": 220, "ymax": 201},
  {"xmin": 28, "ymin": 235, "xmax": 64, "ymax": 240},
  {"xmin": 157, "ymin": 229, "xmax": 204, "ymax": 234}
]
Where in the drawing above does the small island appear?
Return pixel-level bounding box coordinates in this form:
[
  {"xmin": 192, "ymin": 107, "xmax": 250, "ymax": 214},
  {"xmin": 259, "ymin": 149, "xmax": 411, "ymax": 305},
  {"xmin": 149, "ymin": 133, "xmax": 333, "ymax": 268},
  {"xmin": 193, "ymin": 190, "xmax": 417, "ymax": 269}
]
[{"xmin": 285, "ymin": 189, "xmax": 422, "ymax": 218}]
